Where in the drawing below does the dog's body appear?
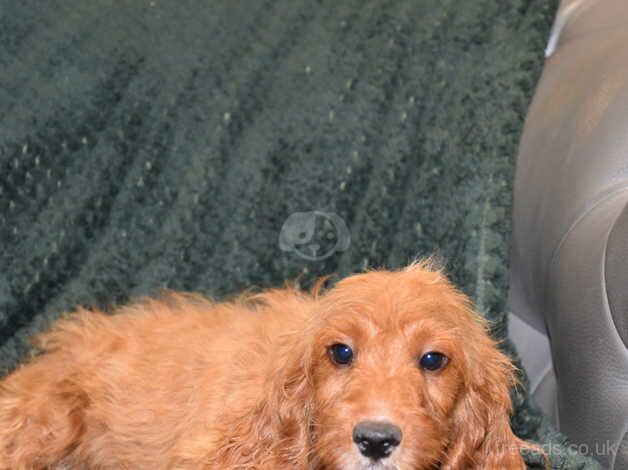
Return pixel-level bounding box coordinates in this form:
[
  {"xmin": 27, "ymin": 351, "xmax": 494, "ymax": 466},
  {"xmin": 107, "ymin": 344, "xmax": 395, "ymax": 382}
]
[{"xmin": 0, "ymin": 264, "xmax": 538, "ymax": 469}]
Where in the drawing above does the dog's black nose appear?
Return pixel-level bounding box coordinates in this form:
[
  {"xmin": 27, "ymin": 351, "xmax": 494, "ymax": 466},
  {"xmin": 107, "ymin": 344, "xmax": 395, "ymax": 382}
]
[{"xmin": 352, "ymin": 421, "xmax": 402, "ymax": 460}]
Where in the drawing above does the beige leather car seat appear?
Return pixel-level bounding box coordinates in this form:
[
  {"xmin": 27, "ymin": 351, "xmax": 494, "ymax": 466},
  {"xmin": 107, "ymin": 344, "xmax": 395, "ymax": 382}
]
[{"xmin": 507, "ymin": 1, "xmax": 628, "ymax": 468}]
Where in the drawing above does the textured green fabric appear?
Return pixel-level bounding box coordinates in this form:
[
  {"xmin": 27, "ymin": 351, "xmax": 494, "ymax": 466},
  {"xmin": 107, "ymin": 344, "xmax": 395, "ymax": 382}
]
[{"xmin": 0, "ymin": 1, "xmax": 600, "ymax": 468}]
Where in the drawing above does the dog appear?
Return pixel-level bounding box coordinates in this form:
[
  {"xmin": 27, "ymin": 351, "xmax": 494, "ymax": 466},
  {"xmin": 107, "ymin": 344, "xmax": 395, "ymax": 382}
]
[{"xmin": 0, "ymin": 262, "xmax": 541, "ymax": 469}]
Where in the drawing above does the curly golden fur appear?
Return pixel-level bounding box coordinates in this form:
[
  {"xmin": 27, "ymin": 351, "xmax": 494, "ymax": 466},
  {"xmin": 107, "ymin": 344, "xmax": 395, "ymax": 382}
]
[{"xmin": 0, "ymin": 263, "xmax": 541, "ymax": 469}]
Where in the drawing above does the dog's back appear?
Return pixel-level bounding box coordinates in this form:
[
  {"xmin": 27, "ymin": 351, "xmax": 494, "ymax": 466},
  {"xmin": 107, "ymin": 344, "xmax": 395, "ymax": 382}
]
[{"xmin": 0, "ymin": 290, "xmax": 313, "ymax": 469}]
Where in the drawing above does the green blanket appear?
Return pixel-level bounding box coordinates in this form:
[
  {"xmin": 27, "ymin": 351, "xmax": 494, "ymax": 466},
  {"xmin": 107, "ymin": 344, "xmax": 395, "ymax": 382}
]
[{"xmin": 0, "ymin": 1, "xmax": 600, "ymax": 468}]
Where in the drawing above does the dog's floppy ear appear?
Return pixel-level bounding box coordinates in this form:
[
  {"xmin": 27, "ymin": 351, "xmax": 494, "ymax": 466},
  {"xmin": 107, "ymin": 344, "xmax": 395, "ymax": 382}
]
[
  {"xmin": 441, "ymin": 320, "xmax": 543, "ymax": 469},
  {"xmin": 249, "ymin": 330, "xmax": 314, "ymax": 467},
  {"xmin": 210, "ymin": 330, "xmax": 314, "ymax": 468}
]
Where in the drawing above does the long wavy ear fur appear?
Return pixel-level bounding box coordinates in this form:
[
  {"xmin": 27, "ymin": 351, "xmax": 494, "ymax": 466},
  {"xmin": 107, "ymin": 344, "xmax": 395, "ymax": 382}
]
[
  {"xmin": 441, "ymin": 319, "xmax": 547, "ymax": 469},
  {"xmin": 209, "ymin": 328, "xmax": 314, "ymax": 469}
]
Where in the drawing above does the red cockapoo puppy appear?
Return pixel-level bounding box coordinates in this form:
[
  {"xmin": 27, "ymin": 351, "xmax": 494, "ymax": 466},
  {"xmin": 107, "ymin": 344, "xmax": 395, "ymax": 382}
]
[{"xmin": 0, "ymin": 263, "xmax": 541, "ymax": 469}]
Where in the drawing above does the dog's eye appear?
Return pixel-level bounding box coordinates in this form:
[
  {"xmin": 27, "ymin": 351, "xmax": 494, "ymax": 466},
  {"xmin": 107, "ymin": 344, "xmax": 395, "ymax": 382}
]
[
  {"xmin": 329, "ymin": 343, "xmax": 354, "ymax": 366},
  {"xmin": 419, "ymin": 352, "xmax": 448, "ymax": 371}
]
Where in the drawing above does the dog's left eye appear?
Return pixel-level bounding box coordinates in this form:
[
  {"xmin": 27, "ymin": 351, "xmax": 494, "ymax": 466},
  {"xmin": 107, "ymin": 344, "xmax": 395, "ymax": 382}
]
[
  {"xmin": 419, "ymin": 352, "xmax": 448, "ymax": 371},
  {"xmin": 329, "ymin": 343, "xmax": 354, "ymax": 366}
]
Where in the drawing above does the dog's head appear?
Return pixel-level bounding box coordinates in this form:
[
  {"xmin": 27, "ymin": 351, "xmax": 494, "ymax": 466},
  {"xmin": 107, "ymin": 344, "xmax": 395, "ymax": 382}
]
[{"xmin": 265, "ymin": 263, "xmax": 535, "ymax": 469}]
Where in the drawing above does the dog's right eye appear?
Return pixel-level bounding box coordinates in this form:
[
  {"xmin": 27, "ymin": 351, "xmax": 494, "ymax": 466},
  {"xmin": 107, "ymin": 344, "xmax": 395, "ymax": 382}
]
[
  {"xmin": 419, "ymin": 351, "xmax": 448, "ymax": 371},
  {"xmin": 329, "ymin": 343, "xmax": 354, "ymax": 366}
]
